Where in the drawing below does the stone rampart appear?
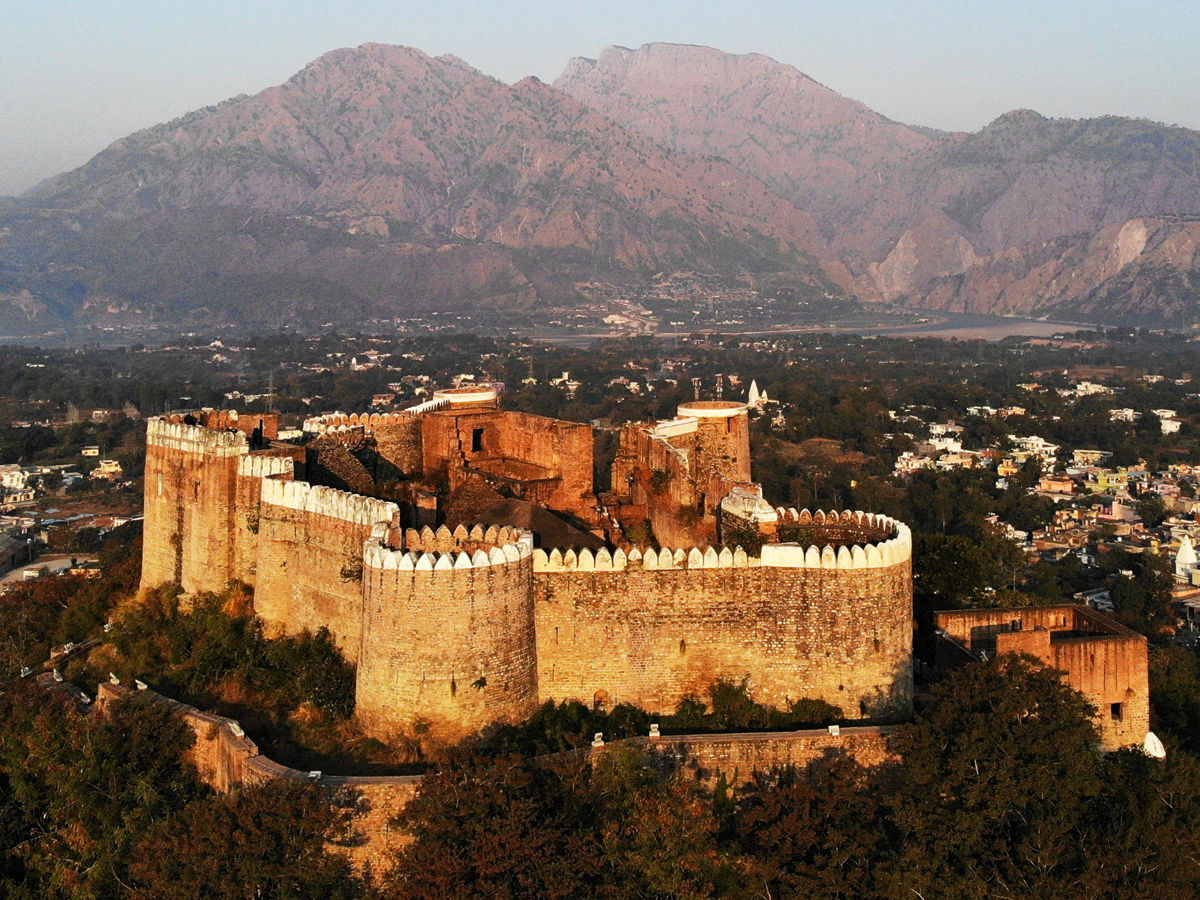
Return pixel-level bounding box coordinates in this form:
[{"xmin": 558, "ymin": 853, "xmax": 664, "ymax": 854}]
[
  {"xmin": 233, "ymin": 454, "xmax": 295, "ymax": 584},
  {"xmin": 357, "ymin": 526, "xmax": 539, "ymax": 741},
  {"xmin": 253, "ymin": 479, "xmax": 398, "ymax": 663},
  {"xmin": 635, "ymin": 724, "xmax": 898, "ymax": 785},
  {"xmin": 94, "ymin": 682, "xmax": 418, "ymax": 875},
  {"xmin": 613, "ymin": 424, "xmax": 699, "ymax": 547},
  {"xmin": 533, "ymin": 519, "xmax": 913, "ymax": 720},
  {"xmin": 141, "ymin": 419, "xmax": 250, "ymax": 594},
  {"xmin": 93, "ymin": 679, "xmax": 897, "ymax": 877}
]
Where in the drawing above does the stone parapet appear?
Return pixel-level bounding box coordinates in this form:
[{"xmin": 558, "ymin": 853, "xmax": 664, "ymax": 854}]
[
  {"xmin": 237, "ymin": 454, "xmax": 295, "ymax": 479},
  {"xmin": 532, "ymin": 514, "xmax": 909, "ymax": 573},
  {"xmin": 260, "ymin": 477, "xmax": 398, "ymax": 528},
  {"xmin": 146, "ymin": 417, "xmax": 249, "ymax": 458}
]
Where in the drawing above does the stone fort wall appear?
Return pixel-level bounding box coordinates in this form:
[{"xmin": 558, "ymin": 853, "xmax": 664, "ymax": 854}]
[
  {"xmin": 140, "ymin": 416, "xmax": 914, "ymax": 742},
  {"xmin": 532, "ymin": 523, "xmax": 913, "ymax": 721},
  {"xmin": 142, "ymin": 420, "xmax": 248, "ymax": 595},
  {"xmin": 357, "ymin": 527, "xmax": 539, "ymax": 741},
  {"xmin": 94, "ymin": 680, "xmax": 894, "ymax": 877},
  {"xmin": 936, "ymin": 605, "xmax": 1149, "ymax": 750},
  {"xmin": 252, "ymin": 478, "xmax": 398, "ymax": 664},
  {"xmin": 94, "ymin": 681, "xmax": 419, "ymax": 875}
]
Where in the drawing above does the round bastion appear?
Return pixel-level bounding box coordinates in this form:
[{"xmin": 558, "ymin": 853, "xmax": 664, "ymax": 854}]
[
  {"xmin": 433, "ymin": 385, "xmax": 499, "ymax": 407},
  {"xmin": 676, "ymin": 399, "xmax": 747, "ymax": 418},
  {"xmin": 356, "ymin": 522, "xmax": 537, "ymax": 741}
]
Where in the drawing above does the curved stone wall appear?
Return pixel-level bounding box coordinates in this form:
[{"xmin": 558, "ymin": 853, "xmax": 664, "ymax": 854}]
[
  {"xmin": 533, "ymin": 515, "xmax": 913, "ymax": 720},
  {"xmin": 357, "ymin": 527, "xmax": 539, "ymax": 741}
]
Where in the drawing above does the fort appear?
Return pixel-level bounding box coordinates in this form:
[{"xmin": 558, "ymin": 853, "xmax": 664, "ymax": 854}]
[{"xmin": 140, "ymin": 393, "xmax": 915, "ymax": 741}]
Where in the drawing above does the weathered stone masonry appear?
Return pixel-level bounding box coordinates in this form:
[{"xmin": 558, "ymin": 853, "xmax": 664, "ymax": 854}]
[
  {"xmin": 141, "ymin": 414, "xmax": 915, "ymax": 741},
  {"xmin": 95, "ymin": 680, "xmax": 895, "ymax": 876}
]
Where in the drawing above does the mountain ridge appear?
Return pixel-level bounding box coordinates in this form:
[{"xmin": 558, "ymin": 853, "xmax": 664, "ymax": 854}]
[
  {"xmin": 0, "ymin": 43, "xmax": 852, "ymax": 334},
  {"xmin": 557, "ymin": 42, "xmax": 1200, "ymax": 325},
  {"xmin": 3, "ymin": 40, "xmax": 1199, "ymax": 333}
]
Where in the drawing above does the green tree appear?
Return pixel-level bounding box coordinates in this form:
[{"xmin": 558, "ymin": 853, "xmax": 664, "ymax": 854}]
[
  {"xmin": 886, "ymin": 655, "xmax": 1105, "ymax": 897},
  {"xmin": 734, "ymin": 758, "xmax": 891, "ymax": 899},
  {"xmin": 383, "ymin": 752, "xmax": 606, "ymax": 899},
  {"xmin": 0, "ymin": 684, "xmax": 204, "ymax": 899},
  {"xmin": 128, "ymin": 780, "xmax": 360, "ymax": 899}
]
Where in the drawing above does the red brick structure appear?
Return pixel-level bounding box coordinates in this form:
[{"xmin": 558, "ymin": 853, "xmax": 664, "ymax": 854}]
[
  {"xmin": 935, "ymin": 605, "xmax": 1150, "ymax": 750},
  {"xmin": 420, "ymin": 387, "xmax": 597, "ymax": 521}
]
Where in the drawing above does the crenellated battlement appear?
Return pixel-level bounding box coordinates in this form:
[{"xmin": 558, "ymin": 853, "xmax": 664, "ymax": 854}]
[
  {"xmin": 395, "ymin": 523, "xmax": 532, "ymax": 553},
  {"xmin": 365, "ymin": 523, "xmax": 534, "ymax": 573},
  {"xmin": 533, "ymin": 511, "xmax": 910, "ymax": 573},
  {"xmin": 237, "ymin": 454, "xmax": 295, "ymax": 480},
  {"xmin": 302, "ymin": 409, "xmax": 431, "ymax": 434},
  {"xmin": 146, "ymin": 417, "xmax": 249, "ymax": 457},
  {"xmin": 259, "ymin": 477, "xmax": 398, "ymax": 527}
]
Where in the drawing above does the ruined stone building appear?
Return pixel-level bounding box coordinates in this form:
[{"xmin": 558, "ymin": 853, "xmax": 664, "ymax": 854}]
[
  {"xmin": 935, "ymin": 605, "xmax": 1151, "ymax": 751},
  {"xmin": 140, "ymin": 392, "xmax": 915, "ymax": 741}
]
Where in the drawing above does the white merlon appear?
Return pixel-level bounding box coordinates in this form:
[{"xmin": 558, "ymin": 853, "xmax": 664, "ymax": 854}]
[
  {"xmin": 260, "ymin": 477, "xmax": 397, "ymax": 527},
  {"xmin": 237, "ymin": 454, "xmax": 294, "ymax": 479},
  {"xmin": 760, "ymin": 544, "xmax": 808, "ymax": 568},
  {"xmin": 146, "ymin": 418, "xmax": 249, "ymax": 457},
  {"xmin": 368, "ymin": 537, "xmax": 531, "ymax": 574}
]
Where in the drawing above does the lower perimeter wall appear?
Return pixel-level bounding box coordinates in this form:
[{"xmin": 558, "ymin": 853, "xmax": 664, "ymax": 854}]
[
  {"xmin": 94, "ymin": 682, "xmax": 418, "ymax": 875},
  {"xmin": 94, "ymin": 682, "xmax": 895, "ymax": 877}
]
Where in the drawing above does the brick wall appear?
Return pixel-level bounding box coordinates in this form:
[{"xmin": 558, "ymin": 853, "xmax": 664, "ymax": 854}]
[
  {"xmin": 141, "ymin": 420, "xmax": 247, "ymax": 594},
  {"xmin": 373, "ymin": 418, "xmax": 423, "ymax": 475},
  {"xmin": 633, "ymin": 725, "xmax": 897, "ymax": 785},
  {"xmin": 233, "ymin": 454, "xmax": 295, "ymax": 585},
  {"xmin": 935, "ymin": 605, "xmax": 1149, "ymax": 750},
  {"xmin": 421, "ymin": 409, "xmax": 595, "ymax": 518}
]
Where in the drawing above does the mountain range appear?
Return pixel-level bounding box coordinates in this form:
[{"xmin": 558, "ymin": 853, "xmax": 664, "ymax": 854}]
[{"xmin": 2, "ymin": 41, "xmax": 1198, "ymax": 335}]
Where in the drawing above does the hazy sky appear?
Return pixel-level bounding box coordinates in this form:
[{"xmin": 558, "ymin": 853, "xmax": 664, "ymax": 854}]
[{"xmin": 3, "ymin": 0, "xmax": 1198, "ymax": 196}]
